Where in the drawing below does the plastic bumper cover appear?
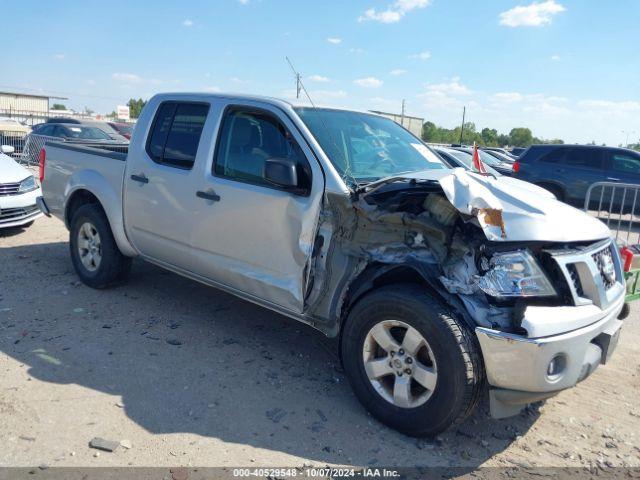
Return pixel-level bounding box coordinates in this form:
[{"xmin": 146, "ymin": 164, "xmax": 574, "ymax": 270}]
[{"xmin": 476, "ymin": 292, "xmax": 624, "ymax": 418}]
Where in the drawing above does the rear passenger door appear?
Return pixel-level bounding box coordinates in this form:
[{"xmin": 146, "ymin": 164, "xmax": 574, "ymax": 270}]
[
  {"xmin": 188, "ymin": 102, "xmax": 325, "ymax": 313},
  {"xmin": 123, "ymin": 101, "xmax": 211, "ymax": 268}
]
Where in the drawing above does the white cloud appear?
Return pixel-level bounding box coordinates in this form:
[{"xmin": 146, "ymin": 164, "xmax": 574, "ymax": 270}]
[
  {"xmin": 578, "ymin": 100, "xmax": 640, "ymax": 112},
  {"xmin": 359, "ymin": 0, "xmax": 431, "ymax": 23},
  {"xmin": 349, "ymin": 47, "xmax": 365, "ymax": 54},
  {"xmin": 308, "ymin": 74, "xmax": 331, "ymax": 83},
  {"xmin": 550, "ymin": 54, "xmax": 561, "ymax": 61},
  {"xmin": 409, "ymin": 51, "xmax": 431, "ymax": 60},
  {"xmin": 389, "ymin": 69, "xmax": 407, "ymax": 76},
  {"xmin": 229, "ymin": 76, "xmax": 248, "ymax": 84},
  {"xmin": 354, "ymin": 77, "xmax": 383, "ymax": 88},
  {"xmin": 204, "ymin": 86, "xmax": 221, "ymax": 92},
  {"xmin": 490, "ymin": 92, "xmax": 524, "ymax": 103},
  {"xmin": 111, "ymin": 72, "xmax": 162, "ymax": 86},
  {"xmin": 112, "ymin": 72, "xmax": 143, "ymax": 84},
  {"xmin": 182, "ymin": 19, "xmax": 194, "ymax": 27},
  {"xmin": 424, "ymin": 77, "xmax": 471, "ymax": 96},
  {"xmin": 53, "ymin": 53, "xmax": 65, "ymax": 60},
  {"xmin": 499, "ymin": 1, "xmax": 566, "ymax": 27},
  {"xmin": 327, "ymin": 37, "xmax": 342, "ymax": 44},
  {"xmin": 237, "ymin": 0, "xmax": 250, "ymax": 4}
]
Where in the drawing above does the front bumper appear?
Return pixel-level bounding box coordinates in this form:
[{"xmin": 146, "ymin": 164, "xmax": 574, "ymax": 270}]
[
  {"xmin": 0, "ymin": 187, "xmax": 43, "ymax": 229},
  {"xmin": 476, "ymin": 290, "xmax": 624, "ymax": 418}
]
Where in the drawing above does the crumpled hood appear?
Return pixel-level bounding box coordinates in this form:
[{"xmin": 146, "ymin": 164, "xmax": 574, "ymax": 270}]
[
  {"xmin": 0, "ymin": 152, "xmax": 31, "ymax": 183},
  {"xmin": 394, "ymin": 168, "xmax": 610, "ymax": 243}
]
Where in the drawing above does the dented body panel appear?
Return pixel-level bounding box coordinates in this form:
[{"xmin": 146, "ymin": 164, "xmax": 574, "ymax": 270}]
[{"xmin": 41, "ymin": 93, "xmax": 626, "ymax": 420}]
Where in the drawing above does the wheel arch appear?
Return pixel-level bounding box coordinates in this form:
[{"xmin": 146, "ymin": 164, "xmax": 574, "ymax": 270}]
[
  {"xmin": 336, "ymin": 262, "xmax": 475, "ymax": 353},
  {"xmin": 63, "ymin": 176, "xmax": 137, "ymax": 257},
  {"xmin": 534, "ymin": 181, "xmax": 566, "ymax": 201}
]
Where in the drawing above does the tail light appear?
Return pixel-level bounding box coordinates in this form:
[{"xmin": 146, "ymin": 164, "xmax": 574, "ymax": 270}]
[
  {"xmin": 512, "ymin": 160, "xmax": 520, "ymax": 173},
  {"xmin": 38, "ymin": 148, "xmax": 46, "ymax": 182}
]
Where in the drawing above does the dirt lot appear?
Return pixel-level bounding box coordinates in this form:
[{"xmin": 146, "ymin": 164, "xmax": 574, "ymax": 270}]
[{"xmin": 1, "ymin": 216, "xmax": 639, "ymax": 469}]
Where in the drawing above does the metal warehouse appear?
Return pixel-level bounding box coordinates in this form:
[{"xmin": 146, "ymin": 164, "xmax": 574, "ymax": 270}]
[
  {"xmin": 370, "ymin": 110, "xmax": 424, "ymax": 138},
  {"xmin": 0, "ymin": 91, "xmax": 52, "ymax": 125}
]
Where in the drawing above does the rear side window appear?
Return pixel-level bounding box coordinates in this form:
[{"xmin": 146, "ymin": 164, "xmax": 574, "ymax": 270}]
[
  {"xmin": 539, "ymin": 148, "xmax": 565, "ymax": 163},
  {"xmin": 146, "ymin": 102, "xmax": 209, "ymax": 169},
  {"xmin": 563, "ymin": 148, "xmax": 604, "ymax": 169}
]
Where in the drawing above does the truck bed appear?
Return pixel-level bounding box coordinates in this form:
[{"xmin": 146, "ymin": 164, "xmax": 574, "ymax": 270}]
[{"xmin": 41, "ymin": 141, "xmax": 129, "ymax": 222}]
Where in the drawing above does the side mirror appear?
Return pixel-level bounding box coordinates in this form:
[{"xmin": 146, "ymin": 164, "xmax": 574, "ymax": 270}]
[
  {"xmin": 264, "ymin": 157, "xmax": 299, "ymax": 190},
  {"xmin": 1, "ymin": 145, "xmax": 15, "ymax": 154}
]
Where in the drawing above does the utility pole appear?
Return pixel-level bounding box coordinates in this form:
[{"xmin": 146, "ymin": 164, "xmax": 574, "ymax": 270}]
[
  {"xmin": 459, "ymin": 106, "xmax": 466, "ymax": 145},
  {"xmin": 622, "ymin": 130, "xmax": 635, "ymax": 147},
  {"xmin": 400, "ymin": 99, "xmax": 406, "ymax": 128},
  {"xmin": 296, "ymin": 73, "xmax": 301, "ymax": 99}
]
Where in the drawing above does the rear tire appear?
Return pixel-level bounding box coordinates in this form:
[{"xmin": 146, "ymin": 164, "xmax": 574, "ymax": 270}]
[
  {"xmin": 341, "ymin": 284, "xmax": 484, "ymax": 437},
  {"xmin": 537, "ymin": 183, "xmax": 564, "ymax": 202},
  {"xmin": 69, "ymin": 204, "xmax": 131, "ymax": 289}
]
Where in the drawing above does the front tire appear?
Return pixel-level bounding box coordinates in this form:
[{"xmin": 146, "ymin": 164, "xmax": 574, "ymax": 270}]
[
  {"xmin": 341, "ymin": 285, "xmax": 484, "ymax": 437},
  {"xmin": 69, "ymin": 204, "xmax": 131, "ymax": 289}
]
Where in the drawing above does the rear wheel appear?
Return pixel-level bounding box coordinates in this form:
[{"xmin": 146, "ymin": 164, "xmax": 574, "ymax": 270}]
[
  {"xmin": 341, "ymin": 284, "xmax": 484, "ymax": 437},
  {"xmin": 537, "ymin": 183, "xmax": 564, "ymax": 202},
  {"xmin": 69, "ymin": 204, "xmax": 131, "ymax": 288}
]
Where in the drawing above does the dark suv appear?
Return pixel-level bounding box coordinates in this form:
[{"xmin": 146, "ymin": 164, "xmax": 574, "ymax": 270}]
[{"xmin": 512, "ymin": 144, "xmax": 640, "ymax": 208}]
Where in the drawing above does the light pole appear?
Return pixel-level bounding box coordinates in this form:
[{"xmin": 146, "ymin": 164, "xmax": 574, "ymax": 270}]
[{"xmin": 622, "ymin": 130, "xmax": 636, "ymax": 147}]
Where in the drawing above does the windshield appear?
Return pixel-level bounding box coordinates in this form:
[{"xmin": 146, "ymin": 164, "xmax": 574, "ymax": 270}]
[
  {"xmin": 295, "ymin": 108, "xmax": 446, "ymax": 184},
  {"xmin": 64, "ymin": 126, "xmax": 112, "ymax": 140}
]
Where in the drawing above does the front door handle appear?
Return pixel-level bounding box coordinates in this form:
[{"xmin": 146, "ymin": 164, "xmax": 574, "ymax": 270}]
[
  {"xmin": 196, "ymin": 190, "xmax": 221, "ymax": 202},
  {"xmin": 607, "ymin": 177, "xmax": 620, "ymax": 182},
  {"xmin": 130, "ymin": 174, "xmax": 149, "ymax": 184}
]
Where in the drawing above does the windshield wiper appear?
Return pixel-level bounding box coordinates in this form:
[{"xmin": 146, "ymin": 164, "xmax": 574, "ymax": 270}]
[{"xmin": 354, "ymin": 170, "xmax": 437, "ymax": 195}]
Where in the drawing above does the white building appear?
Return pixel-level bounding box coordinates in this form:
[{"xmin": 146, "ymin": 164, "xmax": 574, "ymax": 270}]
[
  {"xmin": 0, "ymin": 91, "xmax": 67, "ymax": 126},
  {"xmin": 370, "ymin": 110, "xmax": 424, "ymax": 138}
]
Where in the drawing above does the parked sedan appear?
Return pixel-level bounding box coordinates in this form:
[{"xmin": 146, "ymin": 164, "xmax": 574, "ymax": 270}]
[
  {"xmin": 32, "ymin": 123, "xmax": 120, "ymax": 142},
  {"xmin": 107, "ymin": 122, "xmax": 133, "ymax": 140},
  {"xmin": 0, "ymin": 145, "xmax": 42, "ymax": 229},
  {"xmin": 450, "ymin": 146, "xmax": 514, "ymax": 175}
]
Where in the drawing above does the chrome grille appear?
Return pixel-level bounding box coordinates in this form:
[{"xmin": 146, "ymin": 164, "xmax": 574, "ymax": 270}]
[
  {"xmin": 549, "ymin": 239, "xmax": 624, "ymax": 309},
  {"xmin": 566, "ymin": 263, "xmax": 584, "ymax": 297},
  {"xmin": 0, "ymin": 205, "xmax": 39, "ymax": 222},
  {"xmin": 592, "ymin": 246, "xmax": 617, "ymax": 290},
  {"xmin": 0, "ymin": 182, "xmax": 21, "ymax": 196}
]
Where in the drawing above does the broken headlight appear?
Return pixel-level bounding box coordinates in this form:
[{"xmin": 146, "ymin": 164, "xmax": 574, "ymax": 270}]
[{"xmin": 478, "ymin": 250, "xmax": 557, "ymax": 297}]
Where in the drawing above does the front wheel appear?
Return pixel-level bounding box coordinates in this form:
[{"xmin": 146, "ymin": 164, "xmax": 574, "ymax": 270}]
[
  {"xmin": 69, "ymin": 204, "xmax": 132, "ymax": 289},
  {"xmin": 341, "ymin": 285, "xmax": 484, "ymax": 437}
]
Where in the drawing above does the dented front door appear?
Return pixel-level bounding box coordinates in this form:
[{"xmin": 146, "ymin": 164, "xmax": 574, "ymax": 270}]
[{"xmin": 187, "ymin": 100, "xmax": 325, "ymax": 313}]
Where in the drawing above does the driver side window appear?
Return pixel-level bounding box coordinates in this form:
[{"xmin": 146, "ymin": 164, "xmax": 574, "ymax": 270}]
[{"xmin": 214, "ymin": 108, "xmax": 310, "ymax": 189}]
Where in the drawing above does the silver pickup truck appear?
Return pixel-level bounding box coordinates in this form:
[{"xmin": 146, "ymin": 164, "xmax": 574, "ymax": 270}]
[{"xmin": 38, "ymin": 93, "xmax": 626, "ymax": 436}]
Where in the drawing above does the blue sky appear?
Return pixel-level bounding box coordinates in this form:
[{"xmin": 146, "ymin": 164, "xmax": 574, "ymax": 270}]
[{"xmin": 3, "ymin": 0, "xmax": 639, "ymax": 145}]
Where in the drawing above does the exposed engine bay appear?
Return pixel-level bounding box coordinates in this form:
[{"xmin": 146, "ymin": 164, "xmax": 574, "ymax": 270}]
[{"xmin": 304, "ymin": 168, "xmax": 612, "ymax": 337}]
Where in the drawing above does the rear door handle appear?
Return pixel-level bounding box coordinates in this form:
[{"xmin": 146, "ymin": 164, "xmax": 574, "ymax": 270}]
[
  {"xmin": 607, "ymin": 177, "xmax": 620, "ymax": 182},
  {"xmin": 196, "ymin": 190, "xmax": 221, "ymax": 202},
  {"xmin": 130, "ymin": 174, "xmax": 149, "ymax": 184}
]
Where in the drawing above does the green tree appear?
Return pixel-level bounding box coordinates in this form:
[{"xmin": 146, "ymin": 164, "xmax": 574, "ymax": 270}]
[
  {"xmin": 481, "ymin": 128, "xmax": 498, "ymax": 146},
  {"xmin": 127, "ymin": 98, "xmax": 147, "ymax": 119},
  {"xmin": 51, "ymin": 103, "xmax": 67, "ymax": 110},
  {"xmin": 421, "ymin": 121, "xmax": 439, "ymax": 142},
  {"xmin": 509, "ymin": 127, "xmax": 533, "ymax": 147}
]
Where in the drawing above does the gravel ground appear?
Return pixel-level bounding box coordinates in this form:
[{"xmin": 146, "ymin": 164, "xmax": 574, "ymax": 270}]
[{"xmin": 1, "ymin": 216, "xmax": 639, "ymax": 469}]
